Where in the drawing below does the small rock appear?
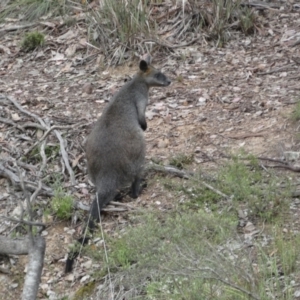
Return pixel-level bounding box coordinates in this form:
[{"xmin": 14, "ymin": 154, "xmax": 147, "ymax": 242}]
[
  {"xmin": 284, "ymin": 151, "xmax": 300, "ymax": 161},
  {"xmin": 80, "ymin": 274, "xmax": 90, "ymax": 283},
  {"xmin": 82, "ymin": 83, "xmax": 93, "ymax": 94},
  {"xmin": 82, "ymin": 260, "xmax": 92, "ymax": 269},
  {"xmin": 197, "ymin": 97, "xmax": 207, "ymax": 106},
  {"xmin": 294, "ymin": 290, "xmax": 300, "ymax": 297},
  {"xmin": 157, "ymin": 139, "xmax": 169, "ymax": 148},
  {"xmin": 65, "ymin": 273, "xmax": 75, "ymax": 282},
  {"xmin": 41, "ymin": 230, "xmax": 48, "ymax": 237},
  {"xmin": 10, "ymin": 283, "xmax": 18, "ymax": 289}
]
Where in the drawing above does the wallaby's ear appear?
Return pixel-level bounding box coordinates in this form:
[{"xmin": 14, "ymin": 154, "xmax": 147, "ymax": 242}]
[{"xmin": 139, "ymin": 60, "xmax": 148, "ymax": 72}]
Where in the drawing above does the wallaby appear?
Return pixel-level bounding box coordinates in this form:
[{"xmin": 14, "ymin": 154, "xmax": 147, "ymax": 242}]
[{"xmin": 65, "ymin": 56, "xmax": 171, "ymax": 272}]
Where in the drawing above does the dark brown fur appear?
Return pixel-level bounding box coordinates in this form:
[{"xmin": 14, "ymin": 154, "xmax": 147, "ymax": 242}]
[{"xmin": 65, "ymin": 57, "xmax": 171, "ymax": 272}]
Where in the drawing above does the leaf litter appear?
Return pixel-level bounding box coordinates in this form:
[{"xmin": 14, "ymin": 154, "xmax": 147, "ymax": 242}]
[{"xmin": 1, "ymin": 1, "xmax": 300, "ymax": 299}]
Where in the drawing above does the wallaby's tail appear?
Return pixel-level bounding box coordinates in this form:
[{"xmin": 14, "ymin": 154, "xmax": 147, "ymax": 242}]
[{"xmin": 65, "ymin": 188, "xmax": 116, "ymax": 273}]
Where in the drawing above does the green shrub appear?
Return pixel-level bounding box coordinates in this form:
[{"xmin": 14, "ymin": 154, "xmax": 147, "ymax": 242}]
[
  {"xmin": 21, "ymin": 31, "xmax": 45, "ymax": 52},
  {"xmin": 50, "ymin": 187, "xmax": 73, "ymax": 220}
]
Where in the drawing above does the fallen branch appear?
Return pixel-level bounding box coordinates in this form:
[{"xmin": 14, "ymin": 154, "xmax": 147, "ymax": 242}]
[
  {"xmin": 226, "ymin": 133, "xmax": 264, "ymax": 139},
  {"xmin": 0, "ymin": 23, "xmax": 36, "ymax": 33},
  {"xmin": 54, "ymin": 130, "xmax": 76, "ymax": 185},
  {"xmin": 3, "ymin": 216, "xmax": 46, "ymax": 229},
  {"xmin": 4, "ymin": 95, "xmax": 77, "ymax": 185},
  {"xmin": 0, "ymin": 162, "xmax": 54, "ymax": 197},
  {"xmin": 0, "ymin": 236, "xmax": 37, "ymax": 255},
  {"xmin": 22, "ymin": 236, "xmax": 46, "ymax": 300},
  {"xmin": 147, "ymin": 163, "xmax": 229, "ymax": 199},
  {"xmin": 0, "ymin": 117, "xmax": 25, "ymax": 131},
  {"xmin": 257, "ymin": 64, "xmax": 295, "ymax": 76}
]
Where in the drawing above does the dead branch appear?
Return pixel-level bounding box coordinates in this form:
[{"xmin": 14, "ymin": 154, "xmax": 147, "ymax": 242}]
[
  {"xmin": 257, "ymin": 64, "xmax": 295, "ymax": 75},
  {"xmin": 0, "ymin": 117, "xmax": 25, "ymax": 131},
  {"xmin": 39, "ymin": 141, "xmax": 47, "ymax": 176},
  {"xmin": 4, "ymin": 95, "xmax": 77, "ymax": 185},
  {"xmin": 0, "ymin": 162, "xmax": 54, "ymax": 197},
  {"xmin": 0, "ymin": 236, "xmax": 34, "ymax": 255},
  {"xmin": 2, "ymin": 216, "xmax": 46, "ymax": 229},
  {"xmin": 0, "ymin": 23, "xmax": 36, "ymax": 33},
  {"xmin": 241, "ymin": 1, "xmax": 280, "ymax": 11},
  {"xmin": 138, "ymin": 37, "xmax": 199, "ymax": 50},
  {"xmin": 263, "ymin": 164, "xmax": 300, "ymax": 172},
  {"xmin": 24, "ymin": 123, "xmax": 85, "ymax": 156},
  {"xmin": 6, "ymin": 96, "xmax": 47, "ymax": 128},
  {"xmin": 147, "ymin": 163, "xmax": 229, "ymax": 199},
  {"xmin": 21, "ymin": 236, "xmax": 46, "ymax": 300},
  {"xmin": 226, "ymin": 133, "xmax": 264, "ymax": 139},
  {"xmin": 54, "ymin": 130, "xmax": 76, "ymax": 185},
  {"xmin": 146, "ymin": 163, "xmax": 190, "ymax": 179},
  {"xmin": 0, "ymin": 266, "xmax": 10, "ymax": 274}
]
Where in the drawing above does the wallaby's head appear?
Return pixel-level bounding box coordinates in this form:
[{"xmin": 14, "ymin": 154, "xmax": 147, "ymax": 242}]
[{"xmin": 138, "ymin": 56, "xmax": 171, "ymax": 88}]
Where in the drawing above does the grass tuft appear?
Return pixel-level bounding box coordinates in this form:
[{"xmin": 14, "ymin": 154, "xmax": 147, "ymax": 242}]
[
  {"xmin": 21, "ymin": 31, "xmax": 45, "ymax": 52},
  {"xmin": 291, "ymin": 99, "xmax": 300, "ymax": 121},
  {"xmin": 50, "ymin": 186, "xmax": 73, "ymax": 220}
]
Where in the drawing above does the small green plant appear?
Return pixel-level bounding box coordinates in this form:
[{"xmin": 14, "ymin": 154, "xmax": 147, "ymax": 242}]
[
  {"xmin": 50, "ymin": 187, "xmax": 73, "ymax": 220},
  {"xmin": 169, "ymin": 153, "xmax": 194, "ymax": 169},
  {"xmin": 239, "ymin": 7, "xmax": 256, "ymax": 34},
  {"xmin": 291, "ymin": 100, "xmax": 300, "ymax": 121},
  {"xmin": 176, "ymin": 75, "xmax": 184, "ymax": 83},
  {"xmin": 73, "ymin": 282, "xmax": 96, "ymax": 300},
  {"xmin": 21, "ymin": 31, "xmax": 45, "ymax": 52}
]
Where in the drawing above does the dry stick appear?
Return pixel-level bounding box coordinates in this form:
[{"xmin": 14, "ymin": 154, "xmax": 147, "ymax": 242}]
[
  {"xmin": 22, "ymin": 122, "xmax": 45, "ymax": 130},
  {"xmin": 14, "ymin": 163, "xmax": 46, "ymax": 300},
  {"xmin": 291, "ymin": 39, "xmax": 300, "ymax": 47},
  {"xmin": 24, "ymin": 124, "xmax": 84, "ymax": 156},
  {"xmin": 257, "ymin": 64, "xmax": 295, "ymax": 76},
  {"xmin": 148, "ymin": 164, "xmax": 229, "ymax": 199},
  {"xmin": 39, "ymin": 141, "xmax": 47, "ymax": 176},
  {"xmin": 139, "ymin": 37, "xmax": 199, "ymax": 49},
  {"xmin": 0, "ymin": 23, "xmax": 36, "ymax": 33},
  {"xmin": 3, "ymin": 216, "xmax": 46, "ymax": 229},
  {"xmin": 30, "ymin": 180, "xmax": 43, "ymax": 207},
  {"xmin": 0, "ymin": 117, "xmax": 25, "ymax": 132},
  {"xmin": 54, "ymin": 130, "xmax": 76, "ymax": 186},
  {"xmin": 7, "ymin": 96, "xmax": 47, "ymax": 127},
  {"xmin": 221, "ymin": 154, "xmax": 288, "ymax": 165},
  {"xmin": 0, "ymin": 162, "xmax": 53, "ymax": 197},
  {"xmin": 263, "ymin": 164, "xmax": 300, "ymax": 172},
  {"xmin": 223, "ymin": 154, "xmax": 300, "ymax": 173},
  {"xmin": 226, "ymin": 133, "xmax": 264, "ymax": 139},
  {"xmin": 16, "ymin": 164, "xmax": 33, "ymax": 236},
  {"xmin": 6, "ymin": 95, "xmax": 76, "ymax": 184}
]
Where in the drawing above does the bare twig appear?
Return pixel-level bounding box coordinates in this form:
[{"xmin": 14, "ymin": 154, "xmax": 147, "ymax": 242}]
[
  {"xmin": 2, "ymin": 216, "xmax": 46, "ymax": 229},
  {"xmin": 0, "ymin": 23, "xmax": 36, "ymax": 33},
  {"xmin": 147, "ymin": 163, "xmax": 229, "ymax": 199},
  {"xmin": 0, "ymin": 162, "xmax": 54, "ymax": 197},
  {"xmin": 257, "ymin": 64, "xmax": 295, "ymax": 75},
  {"xmin": 6, "ymin": 96, "xmax": 47, "ymax": 127},
  {"xmin": 24, "ymin": 124, "xmax": 84, "ymax": 156},
  {"xmin": 54, "ymin": 130, "xmax": 76, "ymax": 185},
  {"xmin": 39, "ymin": 141, "xmax": 47, "ymax": 175},
  {"xmin": 0, "ymin": 117, "xmax": 25, "ymax": 131}
]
